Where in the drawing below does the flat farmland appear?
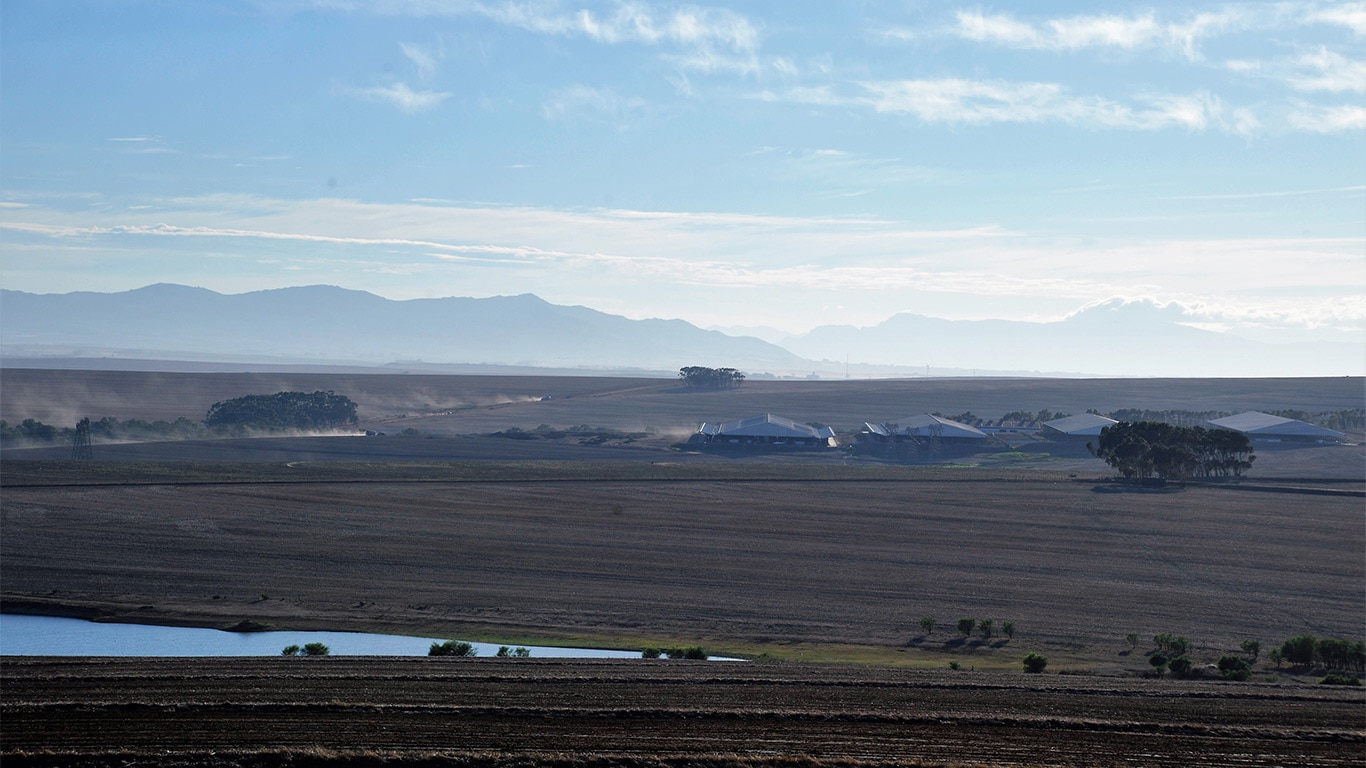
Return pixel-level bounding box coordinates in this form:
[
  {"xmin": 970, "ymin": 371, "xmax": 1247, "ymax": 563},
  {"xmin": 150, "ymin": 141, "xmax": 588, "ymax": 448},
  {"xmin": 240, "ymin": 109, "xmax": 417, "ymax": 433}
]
[
  {"xmin": 3, "ymin": 465, "xmax": 1361, "ymax": 660},
  {"xmin": 3, "ymin": 657, "xmax": 1363, "ymax": 767}
]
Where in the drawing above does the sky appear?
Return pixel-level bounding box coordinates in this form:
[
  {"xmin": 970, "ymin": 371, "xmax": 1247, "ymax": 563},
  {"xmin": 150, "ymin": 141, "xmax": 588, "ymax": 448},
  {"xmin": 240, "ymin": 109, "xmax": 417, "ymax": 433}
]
[{"xmin": 2, "ymin": 0, "xmax": 1364, "ymax": 349}]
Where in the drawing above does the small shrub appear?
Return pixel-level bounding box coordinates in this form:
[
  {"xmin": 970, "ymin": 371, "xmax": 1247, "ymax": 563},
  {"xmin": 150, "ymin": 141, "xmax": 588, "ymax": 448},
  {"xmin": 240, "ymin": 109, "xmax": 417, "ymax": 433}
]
[
  {"xmin": 1320, "ymin": 673, "xmax": 1362, "ymax": 686},
  {"xmin": 1022, "ymin": 653, "xmax": 1048, "ymax": 673},
  {"xmin": 1149, "ymin": 653, "xmax": 1169, "ymax": 677},
  {"xmin": 642, "ymin": 647, "xmax": 662, "ymax": 658},
  {"xmin": 282, "ymin": 644, "xmax": 301, "ymax": 656},
  {"xmin": 429, "ymin": 640, "xmax": 477, "ymax": 657},
  {"xmin": 1125, "ymin": 632, "xmax": 1139, "ymax": 650},
  {"xmin": 1168, "ymin": 655, "xmax": 1194, "ymax": 678},
  {"xmin": 664, "ymin": 646, "xmax": 708, "ymax": 660},
  {"xmin": 512, "ymin": 647, "xmax": 530, "ymax": 657},
  {"xmin": 1001, "ymin": 621, "xmax": 1015, "ymax": 640},
  {"xmin": 919, "ymin": 617, "xmax": 936, "ymax": 636},
  {"xmin": 978, "ymin": 619, "xmax": 994, "ymax": 640},
  {"xmin": 1217, "ymin": 655, "xmax": 1252, "ymax": 681},
  {"xmin": 496, "ymin": 646, "xmax": 511, "ymax": 657},
  {"xmin": 948, "ymin": 661, "xmax": 960, "ymax": 671},
  {"xmin": 957, "ymin": 618, "xmax": 976, "ymax": 637},
  {"xmin": 1239, "ymin": 639, "xmax": 1261, "ymax": 662}
]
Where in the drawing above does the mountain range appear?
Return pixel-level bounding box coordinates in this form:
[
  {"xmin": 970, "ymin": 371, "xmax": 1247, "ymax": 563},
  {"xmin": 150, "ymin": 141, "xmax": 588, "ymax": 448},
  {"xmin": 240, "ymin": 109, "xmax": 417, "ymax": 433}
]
[{"xmin": 1, "ymin": 285, "xmax": 1360, "ymax": 377}]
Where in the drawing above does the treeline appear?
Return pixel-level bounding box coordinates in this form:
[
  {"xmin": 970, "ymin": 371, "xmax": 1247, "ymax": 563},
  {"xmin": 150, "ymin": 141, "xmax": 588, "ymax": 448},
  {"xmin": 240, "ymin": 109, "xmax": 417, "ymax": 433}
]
[
  {"xmin": 2, "ymin": 391, "xmax": 360, "ymax": 446},
  {"xmin": 1, "ymin": 416, "xmax": 208, "ymax": 444},
  {"xmin": 1089, "ymin": 421, "xmax": 1255, "ymax": 482},
  {"xmin": 1105, "ymin": 407, "xmax": 1363, "ymax": 431}
]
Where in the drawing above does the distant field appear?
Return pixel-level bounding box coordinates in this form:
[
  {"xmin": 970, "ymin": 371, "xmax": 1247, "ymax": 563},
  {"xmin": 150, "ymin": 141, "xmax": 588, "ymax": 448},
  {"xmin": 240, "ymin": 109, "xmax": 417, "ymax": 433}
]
[{"xmin": 3, "ymin": 368, "xmax": 1363, "ymax": 437}]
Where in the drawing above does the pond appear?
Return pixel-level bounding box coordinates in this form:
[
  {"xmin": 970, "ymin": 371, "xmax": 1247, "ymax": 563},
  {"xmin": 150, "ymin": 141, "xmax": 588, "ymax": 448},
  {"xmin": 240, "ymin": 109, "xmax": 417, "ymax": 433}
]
[{"xmin": 0, "ymin": 614, "xmax": 645, "ymax": 658}]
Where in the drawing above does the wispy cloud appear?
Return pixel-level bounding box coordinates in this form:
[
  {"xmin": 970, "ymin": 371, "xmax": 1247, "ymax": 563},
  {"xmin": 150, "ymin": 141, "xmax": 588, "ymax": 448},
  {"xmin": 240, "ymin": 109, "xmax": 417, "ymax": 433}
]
[
  {"xmin": 542, "ymin": 84, "xmax": 647, "ymax": 126},
  {"xmin": 342, "ymin": 81, "xmax": 451, "ymax": 112},
  {"xmin": 1287, "ymin": 102, "xmax": 1366, "ymax": 131},
  {"xmin": 1306, "ymin": 2, "xmax": 1366, "ymax": 35},
  {"xmin": 398, "ymin": 41, "xmax": 440, "ymax": 80},
  {"xmin": 951, "ymin": 7, "xmax": 1249, "ymax": 58}
]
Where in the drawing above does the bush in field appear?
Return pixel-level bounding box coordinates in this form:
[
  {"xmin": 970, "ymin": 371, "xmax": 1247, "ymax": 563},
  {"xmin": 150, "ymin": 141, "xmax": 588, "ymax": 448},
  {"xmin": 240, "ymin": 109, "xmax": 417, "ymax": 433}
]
[
  {"xmin": 978, "ymin": 619, "xmax": 994, "ymax": 640},
  {"xmin": 1022, "ymin": 653, "xmax": 1048, "ymax": 673},
  {"xmin": 957, "ymin": 618, "xmax": 976, "ymax": 637},
  {"xmin": 283, "ymin": 642, "xmax": 330, "ymax": 656},
  {"xmin": 496, "ymin": 646, "xmax": 530, "ymax": 658},
  {"xmin": 429, "ymin": 640, "xmax": 477, "ymax": 657},
  {"xmin": 1167, "ymin": 655, "xmax": 1195, "ymax": 678},
  {"xmin": 1320, "ymin": 673, "xmax": 1362, "ymax": 686},
  {"xmin": 1240, "ymin": 639, "xmax": 1261, "ymax": 662},
  {"xmin": 1217, "ymin": 655, "xmax": 1252, "ymax": 681},
  {"xmin": 1149, "ymin": 653, "xmax": 1169, "ymax": 677},
  {"xmin": 642, "ymin": 647, "xmax": 662, "ymax": 659},
  {"xmin": 664, "ymin": 646, "xmax": 708, "ymax": 660},
  {"xmin": 1153, "ymin": 633, "xmax": 1190, "ymax": 656},
  {"xmin": 919, "ymin": 617, "xmax": 936, "ymax": 636},
  {"xmin": 1125, "ymin": 632, "xmax": 1139, "ymax": 651},
  {"xmin": 1001, "ymin": 621, "xmax": 1016, "ymax": 641}
]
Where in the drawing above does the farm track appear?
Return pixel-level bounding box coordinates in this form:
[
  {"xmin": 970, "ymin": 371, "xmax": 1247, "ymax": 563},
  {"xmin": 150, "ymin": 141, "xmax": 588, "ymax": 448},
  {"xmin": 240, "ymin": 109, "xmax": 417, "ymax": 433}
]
[{"xmin": 4, "ymin": 657, "xmax": 1363, "ymax": 767}]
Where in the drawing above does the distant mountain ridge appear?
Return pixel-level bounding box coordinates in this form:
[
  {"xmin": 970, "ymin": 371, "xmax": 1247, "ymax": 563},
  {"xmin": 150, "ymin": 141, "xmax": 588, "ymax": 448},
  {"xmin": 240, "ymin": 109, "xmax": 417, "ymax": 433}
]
[
  {"xmin": 0, "ymin": 284, "xmax": 809, "ymax": 372},
  {"xmin": 2, "ymin": 287, "xmax": 1359, "ymax": 377},
  {"xmin": 780, "ymin": 299, "xmax": 1362, "ymax": 377}
]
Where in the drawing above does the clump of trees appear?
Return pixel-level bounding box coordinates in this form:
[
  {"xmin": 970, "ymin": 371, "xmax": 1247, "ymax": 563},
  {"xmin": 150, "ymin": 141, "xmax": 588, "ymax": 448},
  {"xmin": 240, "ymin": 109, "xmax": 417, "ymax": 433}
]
[
  {"xmin": 429, "ymin": 640, "xmax": 478, "ymax": 657},
  {"xmin": 1088, "ymin": 422, "xmax": 1254, "ymax": 483},
  {"xmin": 496, "ymin": 646, "xmax": 530, "ymax": 657},
  {"xmin": 205, "ymin": 390, "xmax": 358, "ymax": 432},
  {"xmin": 282, "ymin": 642, "xmax": 330, "ymax": 656},
  {"xmin": 1022, "ymin": 653, "xmax": 1048, "ymax": 673},
  {"xmin": 1274, "ymin": 635, "xmax": 1365, "ymax": 674},
  {"xmin": 677, "ymin": 366, "xmax": 745, "ymax": 389}
]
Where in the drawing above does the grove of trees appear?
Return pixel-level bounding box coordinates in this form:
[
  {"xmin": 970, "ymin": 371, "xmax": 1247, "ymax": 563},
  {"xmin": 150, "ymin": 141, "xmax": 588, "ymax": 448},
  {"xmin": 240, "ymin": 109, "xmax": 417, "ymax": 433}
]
[
  {"xmin": 1088, "ymin": 421, "xmax": 1255, "ymax": 483},
  {"xmin": 677, "ymin": 366, "xmax": 745, "ymax": 389},
  {"xmin": 204, "ymin": 390, "xmax": 358, "ymax": 431}
]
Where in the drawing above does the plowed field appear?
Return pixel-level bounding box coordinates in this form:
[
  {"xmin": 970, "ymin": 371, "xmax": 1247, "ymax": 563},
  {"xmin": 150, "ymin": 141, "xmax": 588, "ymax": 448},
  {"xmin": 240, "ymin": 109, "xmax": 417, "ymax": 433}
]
[{"xmin": 3, "ymin": 657, "xmax": 1362, "ymax": 767}]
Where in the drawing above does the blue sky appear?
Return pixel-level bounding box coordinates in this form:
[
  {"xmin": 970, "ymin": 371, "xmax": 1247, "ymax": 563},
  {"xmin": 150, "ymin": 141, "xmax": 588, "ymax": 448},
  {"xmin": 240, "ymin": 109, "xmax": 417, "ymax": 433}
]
[{"xmin": 2, "ymin": 1, "xmax": 1363, "ymax": 350}]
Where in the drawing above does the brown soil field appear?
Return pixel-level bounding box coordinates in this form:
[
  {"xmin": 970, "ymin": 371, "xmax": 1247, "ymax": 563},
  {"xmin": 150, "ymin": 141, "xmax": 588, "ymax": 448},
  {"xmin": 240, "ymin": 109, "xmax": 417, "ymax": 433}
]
[
  {"xmin": 4, "ymin": 657, "xmax": 1363, "ymax": 767},
  {"xmin": 3, "ymin": 464, "xmax": 1361, "ymax": 660}
]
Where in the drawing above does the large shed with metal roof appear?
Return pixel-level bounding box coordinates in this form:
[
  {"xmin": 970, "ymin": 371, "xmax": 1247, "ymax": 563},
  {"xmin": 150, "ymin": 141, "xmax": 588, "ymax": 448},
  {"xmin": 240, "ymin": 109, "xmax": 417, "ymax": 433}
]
[
  {"xmin": 1040, "ymin": 413, "xmax": 1119, "ymax": 438},
  {"xmin": 864, "ymin": 414, "xmax": 990, "ymax": 441},
  {"xmin": 697, "ymin": 413, "xmax": 838, "ymax": 447},
  {"xmin": 1206, "ymin": 411, "xmax": 1345, "ymax": 443}
]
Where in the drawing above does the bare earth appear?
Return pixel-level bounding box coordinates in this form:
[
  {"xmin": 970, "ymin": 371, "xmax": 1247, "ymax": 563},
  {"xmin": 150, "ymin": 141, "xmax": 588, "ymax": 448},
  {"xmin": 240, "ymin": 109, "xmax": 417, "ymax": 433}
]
[{"xmin": 2, "ymin": 370, "xmax": 1363, "ymax": 766}]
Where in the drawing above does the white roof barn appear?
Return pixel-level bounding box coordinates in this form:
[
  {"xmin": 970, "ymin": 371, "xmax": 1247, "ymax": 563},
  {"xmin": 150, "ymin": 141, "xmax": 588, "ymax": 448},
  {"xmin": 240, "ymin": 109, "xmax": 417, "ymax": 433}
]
[
  {"xmin": 698, "ymin": 413, "xmax": 837, "ymax": 445},
  {"xmin": 1041, "ymin": 413, "xmax": 1118, "ymax": 437},
  {"xmin": 869, "ymin": 414, "xmax": 989, "ymax": 440},
  {"xmin": 1206, "ymin": 411, "xmax": 1345, "ymax": 442}
]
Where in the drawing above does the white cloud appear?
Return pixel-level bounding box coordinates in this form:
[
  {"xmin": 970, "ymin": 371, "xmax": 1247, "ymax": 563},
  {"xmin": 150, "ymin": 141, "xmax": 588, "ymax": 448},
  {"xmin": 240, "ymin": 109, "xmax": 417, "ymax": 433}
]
[
  {"xmin": 855, "ymin": 78, "xmax": 1224, "ymax": 131},
  {"xmin": 398, "ymin": 41, "xmax": 439, "ymax": 80},
  {"xmin": 1287, "ymin": 102, "xmax": 1366, "ymax": 131},
  {"xmin": 952, "ymin": 8, "xmax": 1247, "ymax": 58},
  {"xmin": 345, "ymin": 82, "xmax": 451, "ymax": 112},
  {"xmin": 1286, "ymin": 48, "xmax": 1366, "ymax": 92},
  {"xmin": 1306, "ymin": 2, "xmax": 1366, "ymax": 35}
]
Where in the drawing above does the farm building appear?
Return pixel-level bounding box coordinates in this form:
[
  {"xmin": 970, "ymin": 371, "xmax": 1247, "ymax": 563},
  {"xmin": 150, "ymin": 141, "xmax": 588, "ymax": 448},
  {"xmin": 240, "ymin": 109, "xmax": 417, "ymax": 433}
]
[
  {"xmin": 697, "ymin": 413, "xmax": 838, "ymax": 447},
  {"xmin": 1040, "ymin": 413, "xmax": 1118, "ymax": 438},
  {"xmin": 1206, "ymin": 411, "xmax": 1345, "ymax": 443},
  {"xmin": 864, "ymin": 414, "xmax": 990, "ymax": 441}
]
